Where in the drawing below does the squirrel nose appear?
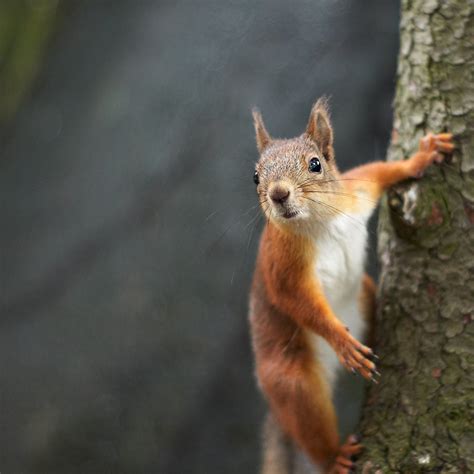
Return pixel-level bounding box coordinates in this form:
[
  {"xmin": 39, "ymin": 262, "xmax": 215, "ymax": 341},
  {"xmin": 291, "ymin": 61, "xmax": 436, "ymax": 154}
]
[{"xmin": 270, "ymin": 186, "xmax": 290, "ymax": 204}]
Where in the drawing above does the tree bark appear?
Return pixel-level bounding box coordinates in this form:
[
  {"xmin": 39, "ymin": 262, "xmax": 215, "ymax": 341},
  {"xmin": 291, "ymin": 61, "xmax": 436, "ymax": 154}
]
[{"xmin": 357, "ymin": 1, "xmax": 474, "ymax": 472}]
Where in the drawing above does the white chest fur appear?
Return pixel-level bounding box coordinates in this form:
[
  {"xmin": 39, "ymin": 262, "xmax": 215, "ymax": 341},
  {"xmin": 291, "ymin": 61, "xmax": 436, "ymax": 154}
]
[{"xmin": 309, "ymin": 212, "xmax": 371, "ymax": 391}]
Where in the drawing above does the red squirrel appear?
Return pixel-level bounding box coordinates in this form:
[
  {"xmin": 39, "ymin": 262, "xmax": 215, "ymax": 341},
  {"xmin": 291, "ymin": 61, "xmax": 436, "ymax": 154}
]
[{"xmin": 248, "ymin": 98, "xmax": 454, "ymax": 474}]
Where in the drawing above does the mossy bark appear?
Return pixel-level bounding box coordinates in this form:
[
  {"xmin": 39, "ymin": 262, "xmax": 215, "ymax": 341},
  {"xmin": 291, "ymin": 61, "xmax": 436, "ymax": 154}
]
[
  {"xmin": 357, "ymin": 1, "xmax": 474, "ymax": 472},
  {"xmin": 0, "ymin": 0, "xmax": 59, "ymax": 124}
]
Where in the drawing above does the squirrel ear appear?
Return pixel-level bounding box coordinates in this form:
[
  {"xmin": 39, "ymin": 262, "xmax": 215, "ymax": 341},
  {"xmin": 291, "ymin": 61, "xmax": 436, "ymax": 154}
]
[
  {"xmin": 252, "ymin": 107, "xmax": 272, "ymax": 153},
  {"xmin": 305, "ymin": 97, "xmax": 334, "ymax": 160}
]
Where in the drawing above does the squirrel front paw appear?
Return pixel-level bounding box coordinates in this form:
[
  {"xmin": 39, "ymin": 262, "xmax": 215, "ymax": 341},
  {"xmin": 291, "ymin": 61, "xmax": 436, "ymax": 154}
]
[
  {"xmin": 409, "ymin": 132, "xmax": 454, "ymax": 178},
  {"xmin": 330, "ymin": 325, "xmax": 379, "ymax": 382}
]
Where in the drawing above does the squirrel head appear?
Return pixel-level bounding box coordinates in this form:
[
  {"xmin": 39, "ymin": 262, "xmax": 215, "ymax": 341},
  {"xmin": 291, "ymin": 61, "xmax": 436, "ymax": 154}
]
[{"xmin": 252, "ymin": 97, "xmax": 342, "ymax": 232}]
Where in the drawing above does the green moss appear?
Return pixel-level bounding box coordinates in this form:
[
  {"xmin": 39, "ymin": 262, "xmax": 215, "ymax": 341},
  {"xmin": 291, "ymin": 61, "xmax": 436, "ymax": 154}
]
[{"xmin": 0, "ymin": 0, "xmax": 60, "ymax": 124}]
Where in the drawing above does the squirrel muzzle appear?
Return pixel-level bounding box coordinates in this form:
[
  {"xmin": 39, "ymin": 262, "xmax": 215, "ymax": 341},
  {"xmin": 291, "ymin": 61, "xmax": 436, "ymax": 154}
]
[{"xmin": 269, "ymin": 182, "xmax": 291, "ymax": 204}]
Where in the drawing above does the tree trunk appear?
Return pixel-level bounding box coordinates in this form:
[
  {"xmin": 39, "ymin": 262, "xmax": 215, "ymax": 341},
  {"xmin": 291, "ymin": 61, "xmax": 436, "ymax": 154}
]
[{"xmin": 357, "ymin": 1, "xmax": 474, "ymax": 472}]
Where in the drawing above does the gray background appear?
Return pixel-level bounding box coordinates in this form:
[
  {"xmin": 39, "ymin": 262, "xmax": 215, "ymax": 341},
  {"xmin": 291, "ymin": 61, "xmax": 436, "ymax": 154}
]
[{"xmin": 0, "ymin": 1, "xmax": 399, "ymax": 473}]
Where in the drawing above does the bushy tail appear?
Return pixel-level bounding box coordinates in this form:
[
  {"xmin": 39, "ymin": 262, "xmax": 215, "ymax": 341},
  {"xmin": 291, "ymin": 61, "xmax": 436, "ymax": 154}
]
[
  {"xmin": 260, "ymin": 412, "xmax": 322, "ymax": 474},
  {"xmin": 261, "ymin": 413, "xmax": 293, "ymax": 474}
]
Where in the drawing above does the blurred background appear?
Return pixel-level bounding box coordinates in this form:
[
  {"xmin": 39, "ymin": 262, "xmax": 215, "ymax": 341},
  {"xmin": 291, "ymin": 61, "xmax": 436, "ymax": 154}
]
[{"xmin": 1, "ymin": 1, "xmax": 399, "ymax": 473}]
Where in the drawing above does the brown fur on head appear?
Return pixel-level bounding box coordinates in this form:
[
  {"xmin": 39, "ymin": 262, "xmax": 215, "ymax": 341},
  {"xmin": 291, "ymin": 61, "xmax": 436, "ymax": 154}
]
[{"xmin": 252, "ymin": 98, "xmax": 342, "ymax": 232}]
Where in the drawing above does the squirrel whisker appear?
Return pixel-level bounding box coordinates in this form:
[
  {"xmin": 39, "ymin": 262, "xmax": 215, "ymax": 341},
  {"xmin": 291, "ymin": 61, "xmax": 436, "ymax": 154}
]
[
  {"xmin": 300, "ymin": 195, "xmax": 374, "ymax": 235},
  {"xmin": 300, "ymin": 189, "xmax": 378, "ymax": 205}
]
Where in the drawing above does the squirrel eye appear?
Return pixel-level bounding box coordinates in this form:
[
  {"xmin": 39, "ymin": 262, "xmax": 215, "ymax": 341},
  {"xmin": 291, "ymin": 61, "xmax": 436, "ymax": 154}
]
[
  {"xmin": 308, "ymin": 157, "xmax": 322, "ymax": 173},
  {"xmin": 253, "ymin": 171, "xmax": 259, "ymax": 185}
]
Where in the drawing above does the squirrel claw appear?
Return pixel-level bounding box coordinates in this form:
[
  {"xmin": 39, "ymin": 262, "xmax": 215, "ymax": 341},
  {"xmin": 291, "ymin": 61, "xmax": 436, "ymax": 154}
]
[
  {"xmin": 337, "ymin": 338, "xmax": 377, "ymax": 379},
  {"xmin": 435, "ymin": 132, "xmax": 453, "ymax": 141},
  {"xmin": 435, "ymin": 140, "xmax": 454, "ymax": 153},
  {"xmin": 368, "ymin": 352, "xmax": 379, "ymax": 361},
  {"xmin": 371, "ymin": 368, "xmax": 381, "ymax": 377}
]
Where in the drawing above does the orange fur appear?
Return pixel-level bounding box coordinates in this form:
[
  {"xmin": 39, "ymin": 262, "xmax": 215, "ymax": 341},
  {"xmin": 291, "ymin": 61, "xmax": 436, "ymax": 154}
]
[
  {"xmin": 250, "ymin": 248, "xmax": 339, "ymax": 469},
  {"xmin": 359, "ymin": 273, "xmax": 377, "ymax": 347},
  {"xmin": 343, "ymin": 133, "xmax": 454, "ymax": 200},
  {"xmin": 250, "ymin": 223, "xmax": 370, "ymax": 469}
]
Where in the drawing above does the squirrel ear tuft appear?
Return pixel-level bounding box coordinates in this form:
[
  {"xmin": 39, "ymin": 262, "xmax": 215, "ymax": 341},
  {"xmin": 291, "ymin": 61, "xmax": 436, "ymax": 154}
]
[
  {"xmin": 305, "ymin": 97, "xmax": 334, "ymax": 160},
  {"xmin": 252, "ymin": 107, "xmax": 272, "ymax": 153}
]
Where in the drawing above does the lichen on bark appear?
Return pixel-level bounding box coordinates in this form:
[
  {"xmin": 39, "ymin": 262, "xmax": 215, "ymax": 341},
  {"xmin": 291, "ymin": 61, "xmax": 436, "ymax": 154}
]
[{"xmin": 357, "ymin": 0, "xmax": 474, "ymax": 472}]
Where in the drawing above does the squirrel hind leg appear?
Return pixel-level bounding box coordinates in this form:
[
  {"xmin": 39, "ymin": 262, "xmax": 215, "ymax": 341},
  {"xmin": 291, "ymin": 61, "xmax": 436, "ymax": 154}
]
[{"xmin": 326, "ymin": 435, "xmax": 363, "ymax": 474}]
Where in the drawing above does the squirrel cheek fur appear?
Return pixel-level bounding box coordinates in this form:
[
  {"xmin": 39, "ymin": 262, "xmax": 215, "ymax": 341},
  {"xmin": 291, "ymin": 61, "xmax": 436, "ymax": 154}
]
[{"xmin": 248, "ymin": 98, "xmax": 454, "ymax": 474}]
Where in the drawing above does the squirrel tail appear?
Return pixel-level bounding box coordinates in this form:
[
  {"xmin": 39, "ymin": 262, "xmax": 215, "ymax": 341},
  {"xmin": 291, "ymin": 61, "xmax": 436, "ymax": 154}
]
[
  {"xmin": 260, "ymin": 412, "xmax": 323, "ymax": 474},
  {"xmin": 260, "ymin": 412, "xmax": 293, "ymax": 474}
]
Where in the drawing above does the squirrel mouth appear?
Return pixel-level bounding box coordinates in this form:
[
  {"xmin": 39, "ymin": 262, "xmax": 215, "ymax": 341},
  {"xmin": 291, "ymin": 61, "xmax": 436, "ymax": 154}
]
[{"xmin": 282, "ymin": 210, "xmax": 298, "ymax": 219}]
